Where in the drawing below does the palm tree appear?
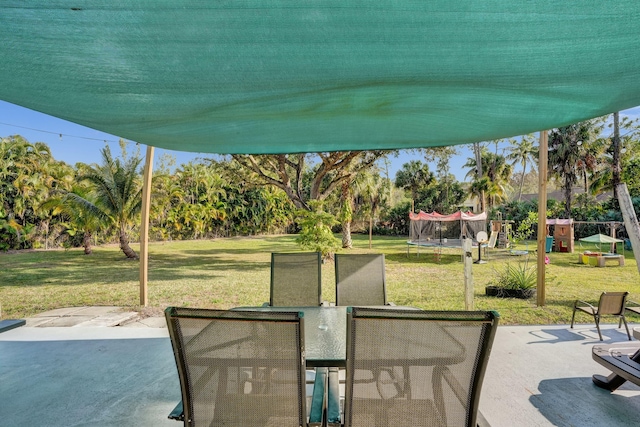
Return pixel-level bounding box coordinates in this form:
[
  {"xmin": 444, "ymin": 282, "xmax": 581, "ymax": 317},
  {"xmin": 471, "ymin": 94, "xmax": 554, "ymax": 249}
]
[
  {"xmin": 468, "ymin": 176, "xmax": 491, "ymax": 213},
  {"xmin": 464, "ymin": 148, "xmax": 512, "ymax": 210},
  {"xmin": 589, "ymin": 115, "xmax": 639, "ymax": 199},
  {"xmin": 548, "ymin": 120, "xmax": 601, "ymax": 218},
  {"xmin": 42, "ymin": 186, "xmax": 107, "ymax": 254},
  {"xmin": 394, "ymin": 160, "xmax": 434, "ymax": 213},
  {"xmin": 356, "ymin": 170, "xmax": 389, "ymax": 249},
  {"xmin": 507, "ymin": 135, "xmax": 538, "ymax": 201},
  {"xmin": 77, "ymin": 146, "xmax": 143, "ymax": 259},
  {"xmin": 0, "ymin": 136, "xmax": 63, "ymax": 249}
]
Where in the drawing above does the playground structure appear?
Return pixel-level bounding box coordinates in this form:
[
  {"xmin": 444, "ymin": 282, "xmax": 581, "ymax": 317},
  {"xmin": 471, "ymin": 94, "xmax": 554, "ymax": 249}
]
[
  {"xmin": 547, "ymin": 218, "xmax": 575, "ymax": 253},
  {"xmin": 407, "ymin": 211, "xmax": 628, "ymax": 263},
  {"xmin": 489, "ymin": 219, "xmax": 514, "ymax": 249}
]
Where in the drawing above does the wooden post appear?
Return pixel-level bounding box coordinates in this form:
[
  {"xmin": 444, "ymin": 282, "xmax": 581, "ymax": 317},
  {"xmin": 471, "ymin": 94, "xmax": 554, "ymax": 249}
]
[
  {"xmin": 463, "ymin": 237, "xmax": 474, "ymax": 310},
  {"xmin": 139, "ymin": 145, "xmax": 154, "ymax": 307},
  {"xmin": 537, "ymin": 131, "xmax": 548, "ymax": 306},
  {"xmin": 618, "ymin": 183, "xmax": 640, "ymax": 274}
]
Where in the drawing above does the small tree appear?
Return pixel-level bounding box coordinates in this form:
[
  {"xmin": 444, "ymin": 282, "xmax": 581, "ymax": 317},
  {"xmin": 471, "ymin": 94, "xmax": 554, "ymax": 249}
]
[
  {"xmin": 511, "ymin": 211, "xmax": 538, "ymax": 247},
  {"xmin": 295, "ymin": 201, "xmax": 340, "ymax": 261}
]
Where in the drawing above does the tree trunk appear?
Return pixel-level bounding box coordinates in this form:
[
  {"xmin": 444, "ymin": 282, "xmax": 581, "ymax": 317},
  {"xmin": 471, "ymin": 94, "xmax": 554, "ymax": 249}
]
[
  {"xmin": 119, "ymin": 227, "xmax": 139, "ymax": 259},
  {"xmin": 369, "ymin": 216, "xmax": 373, "ymax": 249},
  {"xmin": 473, "ymin": 142, "xmax": 483, "ymax": 177},
  {"xmin": 563, "ymin": 181, "xmax": 572, "ymax": 218},
  {"xmin": 342, "ymin": 221, "xmax": 352, "ymax": 249},
  {"xmin": 43, "ymin": 220, "xmax": 49, "ymax": 250},
  {"xmin": 83, "ymin": 231, "xmax": 93, "ymax": 255},
  {"xmin": 612, "ymin": 111, "xmax": 621, "ymax": 201},
  {"xmin": 341, "ymin": 180, "xmax": 353, "ymax": 249},
  {"xmin": 518, "ymin": 163, "xmax": 527, "ymax": 202}
]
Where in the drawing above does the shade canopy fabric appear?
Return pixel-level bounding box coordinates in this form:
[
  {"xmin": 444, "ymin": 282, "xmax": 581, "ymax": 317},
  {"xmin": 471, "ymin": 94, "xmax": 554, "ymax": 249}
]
[
  {"xmin": 1, "ymin": 1, "xmax": 640, "ymax": 155},
  {"xmin": 546, "ymin": 219, "xmax": 574, "ymax": 226},
  {"xmin": 410, "ymin": 211, "xmax": 487, "ymax": 222},
  {"xmin": 579, "ymin": 234, "xmax": 624, "ymax": 244},
  {"xmin": 409, "ymin": 210, "xmax": 487, "ymax": 242}
]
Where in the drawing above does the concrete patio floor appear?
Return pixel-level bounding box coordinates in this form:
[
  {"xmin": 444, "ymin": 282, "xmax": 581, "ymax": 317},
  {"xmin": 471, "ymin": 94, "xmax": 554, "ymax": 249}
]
[{"xmin": 1, "ymin": 311, "xmax": 639, "ymax": 426}]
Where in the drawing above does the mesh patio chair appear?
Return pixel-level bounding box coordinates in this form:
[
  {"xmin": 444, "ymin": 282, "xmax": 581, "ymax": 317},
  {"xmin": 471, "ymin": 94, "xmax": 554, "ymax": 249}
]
[
  {"xmin": 328, "ymin": 307, "xmax": 499, "ymax": 427},
  {"xmin": 165, "ymin": 307, "xmax": 325, "ymax": 427},
  {"xmin": 571, "ymin": 291, "xmax": 631, "ymax": 341},
  {"xmin": 269, "ymin": 252, "xmax": 323, "ymax": 307},
  {"xmin": 335, "ymin": 254, "xmax": 393, "ymax": 306},
  {"xmin": 625, "ymin": 300, "xmax": 640, "ymax": 317}
]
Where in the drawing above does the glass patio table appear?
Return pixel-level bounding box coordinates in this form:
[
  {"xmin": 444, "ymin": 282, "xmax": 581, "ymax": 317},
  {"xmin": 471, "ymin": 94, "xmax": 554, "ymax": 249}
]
[
  {"xmin": 233, "ymin": 306, "xmax": 348, "ymax": 367},
  {"xmin": 232, "ymin": 305, "xmax": 420, "ymax": 368}
]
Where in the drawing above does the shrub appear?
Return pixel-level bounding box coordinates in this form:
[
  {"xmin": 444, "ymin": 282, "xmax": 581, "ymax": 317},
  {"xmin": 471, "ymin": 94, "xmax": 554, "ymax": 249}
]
[{"xmin": 295, "ymin": 201, "xmax": 340, "ymax": 260}]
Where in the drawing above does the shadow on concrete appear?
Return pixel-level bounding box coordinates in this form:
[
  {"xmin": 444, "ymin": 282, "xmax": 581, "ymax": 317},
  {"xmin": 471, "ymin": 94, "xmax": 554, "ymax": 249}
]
[
  {"xmin": 527, "ymin": 327, "xmax": 632, "ymax": 345},
  {"xmin": 530, "ymin": 377, "xmax": 640, "ymax": 426},
  {"xmin": 0, "ymin": 337, "xmax": 180, "ymax": 426}
]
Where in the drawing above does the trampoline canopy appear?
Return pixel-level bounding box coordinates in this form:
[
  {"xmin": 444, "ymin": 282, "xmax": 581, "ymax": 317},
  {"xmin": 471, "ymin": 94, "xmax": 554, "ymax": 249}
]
[
  {"xmin": 1, "ymin": 1, "xmax": 640, "ymax": 155},
  {"xmin": 410, "ymin": 211, "xmax": 487, "ymax": 222},
  {"xmin": 409, "ymin": 211, "xmax": 487, "ymax": 243}
]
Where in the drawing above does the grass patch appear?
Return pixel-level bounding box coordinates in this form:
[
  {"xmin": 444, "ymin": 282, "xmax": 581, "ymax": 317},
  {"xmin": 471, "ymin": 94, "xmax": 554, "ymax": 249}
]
[{"xmin": 2, "ymin": 235, "xmax": 640, "ymax": 326}]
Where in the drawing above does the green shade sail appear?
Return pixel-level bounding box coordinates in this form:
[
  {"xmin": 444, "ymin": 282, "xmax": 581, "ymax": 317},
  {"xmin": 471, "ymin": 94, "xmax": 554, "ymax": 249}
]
[{"xmin": 1, "ymin": 1, "xmax": 639, "ymax": 154}]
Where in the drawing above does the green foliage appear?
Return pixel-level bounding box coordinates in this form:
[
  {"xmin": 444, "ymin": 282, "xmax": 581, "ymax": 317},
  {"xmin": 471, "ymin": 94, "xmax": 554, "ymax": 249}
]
[
  {"xmin": 394, "ymin": 160, "xmax": 434, "ymax": 203},
  {"xmin": 464, "ymin": 145, "xmax": 513, "ymax": 209},
  {"xmin": 76, "ymin": 146, "xmax": 143, "ymax": 258},
  {"xmin": 417, "ymin": 178, "xmax": 465, "ymax": 214},
  {"xmin": 511, "ymin": 211, "xmax": 540, "ymax": 245},
  {"xmin": 381, "ymin": 201, "xmax": 412, "ymax": 236},
  {"xmin": 570, "ymin": 193, "xmax": 605, "ymax": 221},
  {"xmin": 548, "ymin": 118, "xmax": 605, "ymax": 217},
  {"xmin": 489, "ymin": 260, "xmax": 536, "ymax": 291},
  {"xmin": 295, "ymin": 201, "xmax": 340, "ymax": 259},
  {"xmin": 506, "ymin": 134, "xmax": 538, "ymax": 201},
  {"xmin": 495, "ymin": 200, "xmax": 537, "ymax": 223}
]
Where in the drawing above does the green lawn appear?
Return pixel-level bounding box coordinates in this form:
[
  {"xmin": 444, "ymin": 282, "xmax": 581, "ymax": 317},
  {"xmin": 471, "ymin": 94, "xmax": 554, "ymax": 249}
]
[{"xmin": 1, "ymin": 234, "xmax": 639, "ymax": 325}]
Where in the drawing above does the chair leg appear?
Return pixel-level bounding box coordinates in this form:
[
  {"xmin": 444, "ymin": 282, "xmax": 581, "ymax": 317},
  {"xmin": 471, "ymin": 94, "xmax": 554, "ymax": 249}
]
[
  {"xmin": 621, "ymin": 315, "xmax": 631, "ymax": 341},
  {"xmin": 570, "ymin": 307, "xmax": 577, "ymax": 328},
  {"xmin": 594, "ymin": 314, "xmax": 603, "ymax": 341}
]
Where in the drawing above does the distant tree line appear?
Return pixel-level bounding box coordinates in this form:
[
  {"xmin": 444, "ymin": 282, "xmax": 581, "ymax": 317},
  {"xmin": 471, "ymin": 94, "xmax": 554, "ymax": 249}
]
[{"xmin": 1, "ymin": 112, "xmax": 639, "ymax": 254}]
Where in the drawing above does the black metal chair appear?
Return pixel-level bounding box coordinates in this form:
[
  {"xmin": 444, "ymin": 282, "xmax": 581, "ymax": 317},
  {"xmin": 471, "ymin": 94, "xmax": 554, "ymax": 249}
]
[
  {"xmin": 269, "ymin": 252, "xmax": 323, "ymax": 307},
  {"xmin": 328, "ymin": 307, "xmax": 499, "ymax": 427},
  {"xmin": 334, "ymin": 254, "xmax": 393, "ymax": 306},
  {"xmin": 570, "ymin": 291, "xmax": 631, "ymax": 341},
  {"xmin": 165, "ymin": 307, "xmax": 325, "ymax": 426}
]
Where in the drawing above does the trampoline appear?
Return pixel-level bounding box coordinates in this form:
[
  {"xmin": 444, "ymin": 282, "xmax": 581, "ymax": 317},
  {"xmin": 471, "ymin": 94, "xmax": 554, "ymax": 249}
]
[{"xmin": 407, "ymin": 211, "xmax": 488, "ymax": 261}]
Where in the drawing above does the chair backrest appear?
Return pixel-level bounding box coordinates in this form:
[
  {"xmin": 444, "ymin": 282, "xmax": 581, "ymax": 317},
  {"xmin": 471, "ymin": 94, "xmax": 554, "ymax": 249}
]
[
  {"xmin": 598, "ymin": 291, "xmax": 629, "ymax": 315},
  {"xmin": 165, "ymin": 307, "xmax": 307, "ymax": 427},
  {"xmin": 335, "ymin": 254, "xmax": 387, "ymax": 306},
  {"xmin": 343, "ymin": 307, "xmax": 499, "ymax": 427},
  {"xmin": 270, "ymin": 252, "xmax": 322, "ymax": 306}
]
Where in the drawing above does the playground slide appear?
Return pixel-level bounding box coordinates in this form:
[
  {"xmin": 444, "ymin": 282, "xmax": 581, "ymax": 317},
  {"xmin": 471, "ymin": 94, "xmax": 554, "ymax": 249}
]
[{"xmin": 488, "ymin": 231, "xmax": 498, "ymax": 249}]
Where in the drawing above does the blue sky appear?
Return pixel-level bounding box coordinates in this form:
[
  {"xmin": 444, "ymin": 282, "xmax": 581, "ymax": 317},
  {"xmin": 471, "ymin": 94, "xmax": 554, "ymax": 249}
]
[{"xmin": 1, "ymin": 100, "xmax": 639, "ymax": 183}]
